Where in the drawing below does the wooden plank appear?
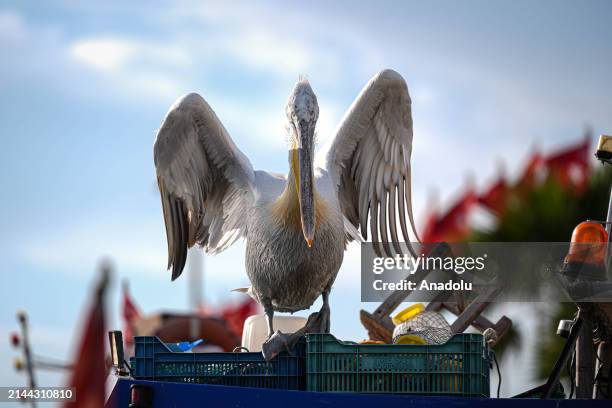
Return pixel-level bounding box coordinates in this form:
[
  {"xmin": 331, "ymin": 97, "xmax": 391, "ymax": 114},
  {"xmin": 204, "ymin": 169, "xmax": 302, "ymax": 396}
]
[
  {"xmin": 454, "ymin": 291, "xmax": 466, "ymax": 312},
  {"xmin": 450, "ymin": 279, "xmax": 504, "ymax": 334},
  {"xmin": 441, "ymin": 302, "xmax": 511, "ymax": 345},
  {"xmin": 360, "ymin": 310, "xmax": 394, "ymax": 343}
]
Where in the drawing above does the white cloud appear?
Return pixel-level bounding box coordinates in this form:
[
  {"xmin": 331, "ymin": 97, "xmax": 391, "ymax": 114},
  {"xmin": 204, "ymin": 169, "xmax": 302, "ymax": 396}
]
[
  {"xmin": 164, "ymin": 2, "xmax": 348, "ymax": 82},
  {"xmin": 70, "ymin": 37, "xmax": 191, "ymax": 73},
  {"xmin": 0, "ymin": 10, "xmax": 189, "ymax": 102},
  {"xmin": 67, "ymin": 37, "xmax": 192, "ymax": 100},
  {"xmin": 49, "ymin": 0, "xmax": 359, "ymax": 105},
  {"xmin": 0, "ymin": 9, "xmax": 27, "ymax": 46},
  {"xmin": 223, "ymin": 30, "xmax": 311, "ymax": 73},
  {"xmin": 223, "ymin": 32, "xmax": 342, "ymax": 83},
  {"xmin": 212, "ymin": 99, "xmax": 287, "ymax": 147},
  {"xmin": 71, "ymin": 39, "xmax": 132, "ymax": 71},
  {"xmin": 57, "ymin": 8, "xmax": 346, "ymax": 102}
]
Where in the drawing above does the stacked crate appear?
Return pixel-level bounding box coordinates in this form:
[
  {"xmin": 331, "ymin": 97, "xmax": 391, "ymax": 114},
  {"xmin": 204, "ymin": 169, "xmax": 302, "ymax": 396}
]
[{"xmin": 130, "ymin": 333, "xmax": 490, "ymax": 397}]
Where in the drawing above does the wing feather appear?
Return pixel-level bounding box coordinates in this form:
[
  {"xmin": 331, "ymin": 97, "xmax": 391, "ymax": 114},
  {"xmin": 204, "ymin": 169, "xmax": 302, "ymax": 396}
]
[
  {"xmin": 316, "ymin": 69, "xmax": 418, "ymax": 257},
  {"xmin": 154, "ymin": 93, "xmax": 254, "ymax": 280},
  {"xmin": 369, "ymin": 197, "xmax": 381, "ymax": 256},
  {"xmin": 379, "ymin": 191, "xmax": 391, "ymax": 257},
  {"xmin": 388, "ymin": 186, "xmax": 404, "ymax": 255}
]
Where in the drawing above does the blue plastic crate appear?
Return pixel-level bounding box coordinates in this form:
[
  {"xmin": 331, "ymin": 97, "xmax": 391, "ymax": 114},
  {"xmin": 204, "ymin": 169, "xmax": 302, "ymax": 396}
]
[
  {"xmin": 130, "ymin": 336, "xmax": 305, "ymax": 390},
  {"xmin": 306, "ymin": 333, "xmax": 490, "ymax": 397}
]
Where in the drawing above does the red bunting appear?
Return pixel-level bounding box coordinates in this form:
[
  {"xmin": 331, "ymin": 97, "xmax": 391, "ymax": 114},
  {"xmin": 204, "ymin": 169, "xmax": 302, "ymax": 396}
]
[
  {"xmin": 478, "ymin": 176, "xmax": 509, "ymax": 216},
  {"xmin": 422, "ymin": 190, "xmax": 478, "ymax": 243},
  {"xmin": 514, "ymin": 151, "xmax": 546, "ymax": 193},
  {"xmin": 545, "ymin": 137, "xmax": 590, "ymax": 191},
  {"xmin": 422, "ymin": 136, "xmax": 592, "ymax": 243}
]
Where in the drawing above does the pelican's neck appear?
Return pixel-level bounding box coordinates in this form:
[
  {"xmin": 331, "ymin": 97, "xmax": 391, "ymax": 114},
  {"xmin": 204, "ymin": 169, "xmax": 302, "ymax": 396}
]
[{"xmin": 270, "ymin": 148, "xmax": 323, "ymax": 227}]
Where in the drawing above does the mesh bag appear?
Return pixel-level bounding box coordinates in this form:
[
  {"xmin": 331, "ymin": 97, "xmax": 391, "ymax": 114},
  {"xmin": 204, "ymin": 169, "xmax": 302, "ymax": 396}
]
[{"xmin": 392, "ymin": 310, "xmax": 452, "ymax": 345}]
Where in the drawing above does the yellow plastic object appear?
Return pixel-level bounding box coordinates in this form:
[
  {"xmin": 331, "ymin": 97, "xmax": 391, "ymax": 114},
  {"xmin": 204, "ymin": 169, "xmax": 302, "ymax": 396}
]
[
  {"xmin": 392, "ymin": 303, "xmax": 425, "ymax": 325},
  {"xmin": 359, "ymin": 340, "xmax": 387, "ymax": 345},
  {"xmin": 394, "ymin": 334, "xmax": 428, "ymax": 345}
]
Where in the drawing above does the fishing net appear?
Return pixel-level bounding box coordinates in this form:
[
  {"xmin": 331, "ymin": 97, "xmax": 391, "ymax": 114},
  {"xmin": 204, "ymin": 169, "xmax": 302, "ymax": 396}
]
[{"xmin": 392, "ymin": 310, "xmax": 452, "ymax": 345}]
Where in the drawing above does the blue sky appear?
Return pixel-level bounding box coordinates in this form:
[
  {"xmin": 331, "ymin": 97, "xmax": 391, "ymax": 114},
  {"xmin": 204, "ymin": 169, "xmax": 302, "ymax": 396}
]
[{"xmin": 1, "ymin": 0, "xmax": 611, "ymax": 397}]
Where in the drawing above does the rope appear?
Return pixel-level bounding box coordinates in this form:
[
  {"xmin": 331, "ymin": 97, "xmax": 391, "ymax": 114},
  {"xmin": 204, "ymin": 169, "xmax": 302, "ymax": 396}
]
[{"xmin": 493, "ymin": 352, "xmax": 501, "ymax": 398}]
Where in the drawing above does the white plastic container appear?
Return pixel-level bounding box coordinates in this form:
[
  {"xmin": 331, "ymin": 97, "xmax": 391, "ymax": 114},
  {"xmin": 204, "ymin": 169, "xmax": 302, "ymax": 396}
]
[{"xmin": 241, "ymin": 314, "xmax": 307, "ymax": 352}]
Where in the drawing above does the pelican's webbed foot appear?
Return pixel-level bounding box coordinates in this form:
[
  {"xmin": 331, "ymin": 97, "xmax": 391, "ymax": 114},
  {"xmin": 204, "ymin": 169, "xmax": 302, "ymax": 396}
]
[
  {"xmin": 262, "ymin": 330, "xmax": 301, "ymax": 360},
  {"xmin": 302, "ymin": 305, "xmax": 330, "ymax": 334},
  {"xmin": 261, "ymin": 311, "xmax": 324, "ymax": 361}
]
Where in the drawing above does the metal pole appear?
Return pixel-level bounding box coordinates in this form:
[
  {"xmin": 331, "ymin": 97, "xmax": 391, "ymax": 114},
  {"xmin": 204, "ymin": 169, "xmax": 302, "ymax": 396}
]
[
  {"xmin": 606, "ymin": 186, "xmax": 612, "ymax": 238},
  {"xmin": 593, "ymin": 342, "xmax": 611, "ymax": 399},
  {"xmin": 188, "ymin": 248, "xmax": 204, "ymax": 310},
  {"xmin": 595, "ymin": 185, "xmax": 612, "ymax": 399},
  {"xmin": 17, "ymin": 311, "xmax": 36, "ymax": 408},
  {"xmin": 541, "ymin": 317, "xmax": 583, "ymax": 399},
  {"xmin": 188, "ymin": 248, "xmax": 204, "ymax": 340},
  {"xmin": 32, "ymin": 354, "xmax": 73, "ymax": 371},
  {"xmin": 32, "ymin": 360, "xmax": 73, "ymax": 371},
  {"xmin": 606, "ymin": 186, "xmax": 612, "ymax": 277},
  {"xmin": 575, "ymin": 306, "xmax": 595, "ymax": 398}
]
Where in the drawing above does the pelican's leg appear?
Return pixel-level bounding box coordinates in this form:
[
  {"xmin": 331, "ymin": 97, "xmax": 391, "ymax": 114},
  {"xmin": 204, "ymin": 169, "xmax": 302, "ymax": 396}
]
[
  {"xmin": 321, "ymin": 289, "xmax": 331, "ymax": 333},
  {"xmin": 262, "ymin": 304, "xmax": 299, "ymax": 361},
  {"xmin": 261, "ymin": 298, "xmax": 295, "ymax": 361},
  {"xmin": 262, "ymin": 299, "xmax": 275, "ymax": 338},
  {"xmin": 302, "ymin": 289, "xmax": 332, "ymax": 334}
]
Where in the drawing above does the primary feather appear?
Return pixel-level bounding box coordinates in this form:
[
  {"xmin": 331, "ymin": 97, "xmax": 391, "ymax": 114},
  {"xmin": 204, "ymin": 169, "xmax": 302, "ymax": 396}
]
[{"xmin": 316, "ymin": 69, "xmax": 420, "ymax": 256}]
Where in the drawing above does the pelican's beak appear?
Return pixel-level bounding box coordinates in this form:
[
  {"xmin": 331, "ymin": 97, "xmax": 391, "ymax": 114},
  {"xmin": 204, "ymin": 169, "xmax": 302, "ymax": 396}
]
[{"xmin": 296, "ymin": 120, "xmax": 315, "ymax": 247}]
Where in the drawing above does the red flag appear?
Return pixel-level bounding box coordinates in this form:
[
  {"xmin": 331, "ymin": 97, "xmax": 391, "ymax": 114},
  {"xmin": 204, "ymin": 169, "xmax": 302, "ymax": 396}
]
[
  {"xmin": 421, "ymin": 210, "xmax": 439, "ymax": 244},
  {"xmin": 121, "ymin": 281, "xmax": 141, "ymax": 345},
  {"xmin": 545, "ymin": 136, "xmax": 590, "ymax": 190},
  {"xmin": 64, "ymin": 268, "xmax": 110, "ymax": 408},
  {"xmin": 422, "ymin": 190, "xmax": 478, "ymax": 242},
  {"xmin": 514, "ymin": 151, "xmax": 545, "ymax": 193},
  {"xmin": 479, "ymin": 176, "xmax": 509, "ymax": 216}
]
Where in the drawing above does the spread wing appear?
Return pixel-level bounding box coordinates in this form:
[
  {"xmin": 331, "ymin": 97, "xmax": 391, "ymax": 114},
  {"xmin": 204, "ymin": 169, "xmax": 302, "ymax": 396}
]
[
  {"xmin": 316, "ymin": 69, "xmax": 419, "ymax": 256},
  {"xmin": 154, "ymin": 93, "xmax": 254, "ymax": 280}
]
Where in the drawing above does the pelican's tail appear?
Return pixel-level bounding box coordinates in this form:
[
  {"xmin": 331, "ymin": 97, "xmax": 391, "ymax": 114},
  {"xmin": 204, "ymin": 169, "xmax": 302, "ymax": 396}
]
[
  {"xmin": 231, "ymin": 286, "xmax": 257, "ymax": 301},
  {"xmin": 232, "ymin": 287, "xmax": 250, "ymax": 293}
]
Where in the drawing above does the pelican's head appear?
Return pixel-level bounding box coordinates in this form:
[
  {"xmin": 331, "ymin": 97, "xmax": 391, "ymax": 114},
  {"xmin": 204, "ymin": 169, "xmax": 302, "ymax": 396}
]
[{"xmin": 286, "ymin": 78, "xmax": 319, "ymax": 247}]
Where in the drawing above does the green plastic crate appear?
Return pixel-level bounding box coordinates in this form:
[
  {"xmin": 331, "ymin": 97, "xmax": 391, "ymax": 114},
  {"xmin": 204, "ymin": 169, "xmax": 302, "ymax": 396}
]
[
  {"xmin": 130, "ymin": 336, "xmax": 305, "ymax": 390},
  {"xmin": 306, "ymin": 333, "xmax": 490, "ymax": 397}
]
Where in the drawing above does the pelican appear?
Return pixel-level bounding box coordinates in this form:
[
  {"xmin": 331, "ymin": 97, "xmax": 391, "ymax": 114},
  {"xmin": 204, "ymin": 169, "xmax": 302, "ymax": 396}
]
[{"xmin": 154, "ymin": 69, "xmax": 419, "ymax": 354}]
